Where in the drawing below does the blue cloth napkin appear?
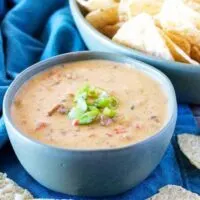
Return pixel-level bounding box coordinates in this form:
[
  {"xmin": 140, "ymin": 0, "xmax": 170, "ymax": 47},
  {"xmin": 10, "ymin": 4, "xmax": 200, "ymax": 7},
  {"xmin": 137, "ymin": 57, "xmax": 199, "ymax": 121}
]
[{"xmin": 0, "ymin": 0, "xmax": 199, "ymax": 199}]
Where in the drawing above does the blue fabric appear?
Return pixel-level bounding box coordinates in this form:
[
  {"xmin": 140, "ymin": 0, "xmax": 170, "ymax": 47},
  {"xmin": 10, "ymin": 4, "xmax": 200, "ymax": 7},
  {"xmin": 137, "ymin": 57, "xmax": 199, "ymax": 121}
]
[{"xmin": 0, "ymin": 0, "xmax": 199, "ymax": 199}]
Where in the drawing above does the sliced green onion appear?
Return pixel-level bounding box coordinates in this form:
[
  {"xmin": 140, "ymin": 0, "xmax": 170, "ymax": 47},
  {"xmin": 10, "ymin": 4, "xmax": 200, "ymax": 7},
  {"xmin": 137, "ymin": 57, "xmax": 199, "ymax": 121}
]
[
  {"xmin": 78, "ymin": 84, "xmax": 90, "ymax": 94},
  {"xmin": 68, "ymin": 84, "xmax": 119, "ymax": 125},
  {"xmin": 88, "ymin": 106, "xmax": 99, "ymax": 112},
  {"xmin": 68, "ymin": 107, "xmax": 84, "ymax": 120},
  {"xmin": 77, "ymin": 97, "xmax": 87, "ymax": 112},
  {"xmin": 79, "ymin": 110, "xmax": 99, "ymax": 125},
  {"xmin": 103, "ymin": 107, "xmax": 116, "ymax": 118},
  {"xmin": 75, "ymin": 84, "xmax": 89, "ymax": 101},
  {"xmin": 87, "ymin": 87, "xmax": 101, "ymax": 98},
  {"xmin": 95, "ymin": 97, "xmax": 110, "ymax": 108},
  {"xmin": 95, "ymin": 96, "xmax": 118, "ymax": 108}
]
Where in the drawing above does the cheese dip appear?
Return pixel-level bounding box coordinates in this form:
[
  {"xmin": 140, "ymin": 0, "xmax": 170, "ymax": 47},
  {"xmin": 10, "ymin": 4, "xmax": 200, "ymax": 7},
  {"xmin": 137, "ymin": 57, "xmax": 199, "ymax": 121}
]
[{"xmin": 11, "ymin": 60, "xmax": 168, "ymax": 149}]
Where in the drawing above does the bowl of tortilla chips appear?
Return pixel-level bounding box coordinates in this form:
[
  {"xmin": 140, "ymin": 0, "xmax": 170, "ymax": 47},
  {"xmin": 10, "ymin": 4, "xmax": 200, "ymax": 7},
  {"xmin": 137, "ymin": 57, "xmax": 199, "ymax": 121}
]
[{"xmin": 70, "ymin": 0, "xmax": 200, "ymax": 104}]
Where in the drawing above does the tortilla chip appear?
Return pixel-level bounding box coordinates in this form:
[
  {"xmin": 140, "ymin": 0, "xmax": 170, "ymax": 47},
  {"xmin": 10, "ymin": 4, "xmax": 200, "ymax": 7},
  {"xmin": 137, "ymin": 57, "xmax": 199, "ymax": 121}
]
[
  {"xmin": 118, "ymin": 0, "xmax": 164, "ymax": 22},
  {"xmin": 128, "ymin": 0, "xmax": 164, "ymax": 17},
  {"xmin": 165, "ymin": 31, "xmax": 191, "ymax": 55},
  {"xmin": 113, "ymin": 13, "xmax": 174, "ymax": 61},
  {"xmin": 0, "ymin": 172, "xmax": 33, "ymax": 200},
  {"xmin": 147, "ymin": 185, "xmax": 200, "ymax": 199},
  {"xmin": 86, "ymin": 5, "xmax": 119, "ymax": 30},
  {"xmin": 159, "ymin": 29, "xmax": 199, "ymax": 64},
  {"xmin": 101, "ymin": 22, "xmax": 123, "ymax": 38},
  {"xmin": 156, "ymin": 0, "xmax": 200, "ymax": 47},
  {"xmin": 184, "ymin": 0, "xmax": 200, "ymax": 13},
  {"xmin": 118, "ymin": 0, "xmax": 129, "ymax": 21},
  {"xmin": 178, "ymin": 134, "xmax": 200, "ymax": 169},
  {"xmin": 191, "ymin": 45, "xmax": 200, "ymax": 63},
  {"xmin": 76, "ymin": 0, "xmax": 119, "ymax": 12}
]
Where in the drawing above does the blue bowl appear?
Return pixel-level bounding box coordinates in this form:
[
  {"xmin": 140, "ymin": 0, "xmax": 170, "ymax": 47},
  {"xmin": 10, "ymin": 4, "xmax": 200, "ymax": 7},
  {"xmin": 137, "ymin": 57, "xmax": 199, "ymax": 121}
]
[
  {"xmin": 70, "ymin": 0, "xmax": 200, "ymax": 104},
  {"xmin": 3, "ymin": 51, "xmax": 177, "ymax": 197}
]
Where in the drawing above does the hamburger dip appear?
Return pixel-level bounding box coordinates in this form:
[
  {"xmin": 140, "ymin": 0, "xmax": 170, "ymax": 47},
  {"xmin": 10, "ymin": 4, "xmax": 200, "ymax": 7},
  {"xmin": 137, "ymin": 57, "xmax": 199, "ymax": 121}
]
[{"xmin": 11, "ymin": 60, "xmax": 168, "ymax": 149}]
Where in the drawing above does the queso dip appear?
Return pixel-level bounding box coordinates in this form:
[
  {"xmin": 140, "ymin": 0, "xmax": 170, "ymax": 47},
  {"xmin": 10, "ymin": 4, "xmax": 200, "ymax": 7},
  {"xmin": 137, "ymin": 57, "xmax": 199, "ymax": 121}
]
[{"xmin": 11, "ymin": 60, "xmax": 168, "ymax": 149}]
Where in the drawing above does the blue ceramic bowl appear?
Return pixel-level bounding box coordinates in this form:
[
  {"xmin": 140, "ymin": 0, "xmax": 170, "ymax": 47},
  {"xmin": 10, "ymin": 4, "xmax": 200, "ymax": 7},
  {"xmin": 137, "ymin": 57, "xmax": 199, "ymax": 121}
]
[
  {"xmin": 70, "ymin": 0, "xmax": 200, "ymax": 104},
  {"xmin": 3, "ymin": 52, "xmax": 177, "ymax": 197}
]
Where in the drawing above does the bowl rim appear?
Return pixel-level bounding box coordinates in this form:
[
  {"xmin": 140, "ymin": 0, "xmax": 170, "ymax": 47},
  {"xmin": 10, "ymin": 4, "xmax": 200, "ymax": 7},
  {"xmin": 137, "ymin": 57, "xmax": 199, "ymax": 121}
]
[
  {"xmin": 69, "ymin": 0, "xmax": 200, "ymax": 72},
  {"xmin": 3, "ymin": 51, "xmax": 177, "ymax": 153}
]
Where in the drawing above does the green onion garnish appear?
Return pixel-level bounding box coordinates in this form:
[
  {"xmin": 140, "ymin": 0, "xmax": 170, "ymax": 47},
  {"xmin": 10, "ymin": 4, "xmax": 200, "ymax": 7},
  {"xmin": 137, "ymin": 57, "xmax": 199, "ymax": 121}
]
[{"xmin": 68, "ymin": 84, "xmax": 119, "ymax": 126}]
